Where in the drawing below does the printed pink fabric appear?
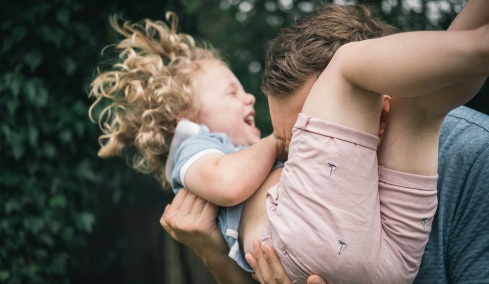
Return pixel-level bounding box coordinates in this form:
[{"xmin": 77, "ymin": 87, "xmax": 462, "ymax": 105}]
[{"xmin": 260, "ymin": 113, "xmax": 437, "ymax": 284}]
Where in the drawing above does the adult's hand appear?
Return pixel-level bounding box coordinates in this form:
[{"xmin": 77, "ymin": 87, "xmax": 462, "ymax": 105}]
[
  {"xmin": 160, "ymin": 189, "xmax": 221, "ymax": 254},
  {"xmin": 246, "ymin": 240, "xmax": 291, "ymax": 284},
  {"xmin": 160, "ymin": 189, "xmax": 255, "ymax": 284},
  {"xmin": 246, "ymin": 240, "xmax": 327, "ymax": 284},
  {"xmin": 307, "ymin": 275, "xmax": 328, "ymax": 284}
]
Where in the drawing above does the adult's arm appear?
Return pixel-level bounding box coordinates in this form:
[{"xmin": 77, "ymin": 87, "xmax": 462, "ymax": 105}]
[{"xmin": 160, "ymin": 189, "xmax": 255, "ymax": 284}]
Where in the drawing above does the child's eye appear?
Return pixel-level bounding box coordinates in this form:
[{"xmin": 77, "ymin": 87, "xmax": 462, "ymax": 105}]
[{"xmin": 228, "ymin": 92, "xmax": 237, "ymax": 96}]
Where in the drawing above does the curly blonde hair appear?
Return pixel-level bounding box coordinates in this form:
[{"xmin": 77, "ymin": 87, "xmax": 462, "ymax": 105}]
[{"xmin": 89, "ymin": 12, "xmax": 220, "ymax": 187}]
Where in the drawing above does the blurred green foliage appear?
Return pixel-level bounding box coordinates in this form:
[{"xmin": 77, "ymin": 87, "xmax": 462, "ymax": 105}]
[
  {"xmin": 0, "ymin": 0, "xmax": 164, "ymax": 282},
  {"xmin": 2, "ymin": 0, "xmax": 485, "ymax": 283}
]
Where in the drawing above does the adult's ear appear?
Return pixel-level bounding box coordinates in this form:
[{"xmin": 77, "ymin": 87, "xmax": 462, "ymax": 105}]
[{"xmin": 378, "ymin": 95, "xmax": 391, "ymax": 143}]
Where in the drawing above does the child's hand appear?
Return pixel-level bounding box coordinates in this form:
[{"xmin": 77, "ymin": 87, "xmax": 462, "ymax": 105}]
[{"xmin": 266, "ymin": 133, "xmax": 287, "ymax": 162}]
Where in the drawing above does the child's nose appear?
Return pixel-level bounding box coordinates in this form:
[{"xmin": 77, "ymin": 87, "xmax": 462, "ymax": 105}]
[{"xmin": 244, "ymin": 93, "xmax": 255, "ymax": 105}]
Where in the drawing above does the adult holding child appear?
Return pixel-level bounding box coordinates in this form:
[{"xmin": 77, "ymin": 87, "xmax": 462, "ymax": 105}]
[
  {"xmin": 92, "ymin": 4, "xmax": 443, "ymax": 283},
  {"xmin": 162, "ymin": 1, "xmax": 489, "ymax": 283}
]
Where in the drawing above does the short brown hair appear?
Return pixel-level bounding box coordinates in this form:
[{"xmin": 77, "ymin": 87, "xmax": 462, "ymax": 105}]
[{"xmin": 262, "ymin": 3, "xmax": 397, "ymax": 97}]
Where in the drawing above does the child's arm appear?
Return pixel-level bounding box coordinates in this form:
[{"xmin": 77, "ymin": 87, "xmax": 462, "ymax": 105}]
[
  {"xmin": 449, "ymin": 0, "xmax": 489, "ymax": 31},
  {"xmin": 425, "ymin": 0, "xmax": 489, "ymax": 109},
  {"xmin": 303, "ymin": 21, "xmax": 489, "ymax": 135},
  {"xmin": 397, "ymin": 0, "xmax": 489, "ymax": 118},
  {"xmin": 336, "ymin": 25, "xmax": 489, "ymax": 100},
  {"xmin": 184, "ymin": 134, "xmax": 283, "ymax": 207},
  {"xmin": 378, "ymin": 1, "xmax": 489, "ymax": 121}
]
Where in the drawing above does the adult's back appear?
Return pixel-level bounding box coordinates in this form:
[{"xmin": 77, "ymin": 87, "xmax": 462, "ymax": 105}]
[{"xmin": 415, "ymin": 106, "xmax": 489, "ymax": 283}]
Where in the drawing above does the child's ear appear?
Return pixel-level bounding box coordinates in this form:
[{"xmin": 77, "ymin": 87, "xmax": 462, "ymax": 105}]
[{"xmin": 378, "ymin": 95, "xmax": 391, "ymax": 142}]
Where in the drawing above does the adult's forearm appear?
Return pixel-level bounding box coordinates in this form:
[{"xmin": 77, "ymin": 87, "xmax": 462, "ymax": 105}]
[
  {"xmin": 160, "ymin": 189, "xmax": 256, "ymax": 283},
  {"xmin": 189, "ymin": 226, "xmax": 254, "ymax": 283}
]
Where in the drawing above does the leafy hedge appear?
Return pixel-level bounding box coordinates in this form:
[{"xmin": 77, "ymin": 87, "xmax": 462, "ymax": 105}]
[
  {"xmin": 3, "ymin": 4, "xmax": 86, "ymax": 284},
  {"xmin": 0, "ymin": 0, "xmax": 164, "ymax": 282}
]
